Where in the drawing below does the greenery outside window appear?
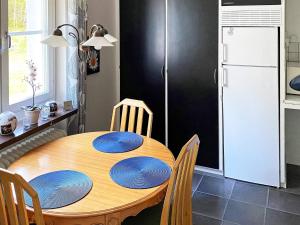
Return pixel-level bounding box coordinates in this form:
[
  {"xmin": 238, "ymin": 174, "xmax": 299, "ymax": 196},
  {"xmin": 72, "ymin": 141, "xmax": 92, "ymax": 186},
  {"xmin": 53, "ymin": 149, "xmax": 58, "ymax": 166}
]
[{"xmin": 0, "ymin": 0, "xmax": 55, "ymax": 113}]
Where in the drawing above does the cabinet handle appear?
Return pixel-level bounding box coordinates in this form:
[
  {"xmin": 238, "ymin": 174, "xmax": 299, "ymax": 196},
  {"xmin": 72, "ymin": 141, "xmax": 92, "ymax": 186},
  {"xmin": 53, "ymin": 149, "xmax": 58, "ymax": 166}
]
[
  {"xmin": 223, "ymin": 44, "xmax": 228, "ymax": 63},
  {"xmin": 214, "ymin": 68, "xmax": 218, "ymax": 85},
  {"xmin": 161, "ymin": 65, "xmax": 165, "ymax": 79},
  {"xmin": 222, "ymin": 68, "xmax": 228, "ymax": 87}
]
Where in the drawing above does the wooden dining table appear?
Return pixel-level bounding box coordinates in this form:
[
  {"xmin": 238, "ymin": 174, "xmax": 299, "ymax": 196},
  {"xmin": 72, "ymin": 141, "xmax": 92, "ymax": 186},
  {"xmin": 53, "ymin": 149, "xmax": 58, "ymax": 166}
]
[{"xmin": 8, "ymin": 131, "xmax": 175, "ymax": 225}]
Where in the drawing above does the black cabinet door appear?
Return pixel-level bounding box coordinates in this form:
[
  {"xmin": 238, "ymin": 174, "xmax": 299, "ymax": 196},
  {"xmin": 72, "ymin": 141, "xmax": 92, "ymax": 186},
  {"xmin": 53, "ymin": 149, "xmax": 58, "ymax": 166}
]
[
  {"xmin": 168, "ymin": 0, "xmax": 219, "ymax": 168},
  {"xmin": 120, "ymin": 0, "xmax": 166, "ymax": 143}
]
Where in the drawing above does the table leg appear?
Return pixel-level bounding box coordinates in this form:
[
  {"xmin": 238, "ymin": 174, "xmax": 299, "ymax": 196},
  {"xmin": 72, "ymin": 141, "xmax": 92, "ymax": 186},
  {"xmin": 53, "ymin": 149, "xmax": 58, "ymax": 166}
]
[{"xmin": 106, "ymin": 213, "xmax": 121, "ymax": 225}]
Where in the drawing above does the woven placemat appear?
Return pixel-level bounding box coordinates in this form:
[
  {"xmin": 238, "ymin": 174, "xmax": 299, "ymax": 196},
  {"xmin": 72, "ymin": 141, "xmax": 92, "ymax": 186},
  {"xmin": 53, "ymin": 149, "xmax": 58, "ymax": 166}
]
[
  {"xmin": 110, "ymin": 157, "xmax": 172, "ymax": 189},
  {"xmin": 24, "ymin": 170, "xmax": 93, "ymax": 209},
  {"xmin": 93, "ymin": 132, "xmax": 143, "ymax": 153}
]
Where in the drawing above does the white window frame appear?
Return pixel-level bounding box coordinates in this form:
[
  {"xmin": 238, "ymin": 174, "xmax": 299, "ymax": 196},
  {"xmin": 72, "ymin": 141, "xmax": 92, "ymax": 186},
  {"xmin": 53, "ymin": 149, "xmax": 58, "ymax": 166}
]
[{"xmin": 0, "ymin": 0, "xmax": 55, "ymax": 114}]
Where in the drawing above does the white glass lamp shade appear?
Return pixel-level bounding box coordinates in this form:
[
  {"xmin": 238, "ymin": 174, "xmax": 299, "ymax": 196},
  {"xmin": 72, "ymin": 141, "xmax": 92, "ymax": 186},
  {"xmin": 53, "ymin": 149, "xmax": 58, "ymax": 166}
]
[
  {"xmin": 82, "ymin": 36, "xmax": 113, "ymax": 50},
  {"xmin": 104, "ymin": 34, "xmax": 118, "ymax": 43},
  {"xmin": 41, "ymin": 35, "xmax": 69, "ymax": 48}
]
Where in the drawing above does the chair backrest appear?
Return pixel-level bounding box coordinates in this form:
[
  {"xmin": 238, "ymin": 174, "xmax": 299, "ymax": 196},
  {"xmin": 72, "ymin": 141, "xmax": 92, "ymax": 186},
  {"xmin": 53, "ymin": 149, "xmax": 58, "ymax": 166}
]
[
  {"xmin": 0, "ymin": 169, "xmax": 45, "ymax": 225},
  {"xmin": 160, "ymin": 135, "xmax": 200, "ymax": 225},
  {"xmin": 110, "ymin": 98, "xmax": 153, "ymax": 137}
]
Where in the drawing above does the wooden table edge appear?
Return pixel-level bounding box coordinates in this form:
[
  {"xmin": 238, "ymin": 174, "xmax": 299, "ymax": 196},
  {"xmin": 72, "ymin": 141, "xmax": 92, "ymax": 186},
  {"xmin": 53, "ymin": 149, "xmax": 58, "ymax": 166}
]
[{"xmin": 40, "ymin": 181, "xmax": 169, "ymax": 219}]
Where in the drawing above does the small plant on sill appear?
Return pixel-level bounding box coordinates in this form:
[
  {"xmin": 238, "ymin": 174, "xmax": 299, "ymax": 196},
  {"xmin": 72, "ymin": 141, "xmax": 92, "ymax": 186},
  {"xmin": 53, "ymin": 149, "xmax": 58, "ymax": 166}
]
[
  {"xmin": 23, "ymin": 60, "xmax": 42, "ymax": 111},
  {"xmin": 22, "ymin": 60, "xmax": 42, "ymax": 126}
]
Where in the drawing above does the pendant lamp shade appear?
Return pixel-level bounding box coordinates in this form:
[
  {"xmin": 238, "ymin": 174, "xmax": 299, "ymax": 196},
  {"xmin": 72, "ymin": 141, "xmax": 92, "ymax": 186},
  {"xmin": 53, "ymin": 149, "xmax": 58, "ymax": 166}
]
[
  {"xmin": 82, "ymin": 27, "xmax": 116, "ymax": 50},
  {"xmin": 82, "ymin": 36, "xmax": 113, "ymax": 50},
  {"xmin": 104, "ymin": 34, "xmax": 118, "ymax": 43},
  {"xmin": 41, "ymin": 35, "xmax": 69, "ymax": 48},
  {"xmin": 41, "ymin": 24, "xmax": 118, "ymax": 51},
  {"xmin": 41, "ymin": 28, "xmax": 69, "ymax": 48}
]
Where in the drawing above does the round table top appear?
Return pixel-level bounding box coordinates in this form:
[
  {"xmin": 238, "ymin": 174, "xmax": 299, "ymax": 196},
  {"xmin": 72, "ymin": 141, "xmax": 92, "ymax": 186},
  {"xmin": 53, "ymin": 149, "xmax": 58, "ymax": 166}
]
[{"xmin": 8, "ymin": 131, "xmax": 175, "ymax": 218}]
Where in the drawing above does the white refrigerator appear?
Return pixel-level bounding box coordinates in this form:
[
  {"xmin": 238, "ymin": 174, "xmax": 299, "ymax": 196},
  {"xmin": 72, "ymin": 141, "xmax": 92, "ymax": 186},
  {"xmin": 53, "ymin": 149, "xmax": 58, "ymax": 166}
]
[{"xmin": 222, "ymin": 27, "xmax": 280, "ymax": 187}]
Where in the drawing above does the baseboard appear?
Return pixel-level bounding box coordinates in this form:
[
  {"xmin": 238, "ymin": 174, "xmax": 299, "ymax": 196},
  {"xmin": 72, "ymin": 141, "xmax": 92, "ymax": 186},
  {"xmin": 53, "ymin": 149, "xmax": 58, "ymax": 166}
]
[{"xmin": 195, "ymin": 166, "xmax": 224, "ymax": 177}]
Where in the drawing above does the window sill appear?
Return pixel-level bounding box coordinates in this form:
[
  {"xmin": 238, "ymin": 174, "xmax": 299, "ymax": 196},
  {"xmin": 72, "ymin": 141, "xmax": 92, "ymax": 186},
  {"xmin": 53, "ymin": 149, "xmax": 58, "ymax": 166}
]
[
  {"xmin": 3, "ymin": 92, "xmax": 55, "ymax": 119},
  {"xmin": 0, "ymin": 108, "xmax": 78, "ymax": 150}
]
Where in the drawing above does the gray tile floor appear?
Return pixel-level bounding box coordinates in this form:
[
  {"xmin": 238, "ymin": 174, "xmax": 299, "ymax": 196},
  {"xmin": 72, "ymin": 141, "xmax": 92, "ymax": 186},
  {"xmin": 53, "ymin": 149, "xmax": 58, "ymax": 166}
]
[{"xmin": 192, "ymin": 165, "xmax": 300, "ymax": 225}]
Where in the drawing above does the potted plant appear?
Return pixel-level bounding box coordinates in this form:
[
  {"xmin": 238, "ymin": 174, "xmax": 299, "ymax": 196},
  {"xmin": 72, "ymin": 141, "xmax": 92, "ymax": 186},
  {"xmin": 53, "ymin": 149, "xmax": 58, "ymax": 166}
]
[{"xmin": 22, "ymin": 60, "xmax": 42, "ymax": 125}]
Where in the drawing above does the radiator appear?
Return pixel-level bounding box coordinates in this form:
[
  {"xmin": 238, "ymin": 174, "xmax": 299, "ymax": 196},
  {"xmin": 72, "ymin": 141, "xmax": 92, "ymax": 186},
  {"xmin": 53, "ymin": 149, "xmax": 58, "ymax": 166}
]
[{"xmin": 0, "ymin": 128, "xmax": 67, "ymax": 169}]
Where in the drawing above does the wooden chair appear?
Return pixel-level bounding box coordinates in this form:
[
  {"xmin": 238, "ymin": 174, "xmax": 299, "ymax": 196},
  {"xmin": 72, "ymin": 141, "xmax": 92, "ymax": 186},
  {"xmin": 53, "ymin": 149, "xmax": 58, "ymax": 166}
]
[
  {"xmin": 0, "ymin": 168, "xmax": 45, "ymax": 225},
  {"xmin": 110, "ymin": 98, "xmax": 153, "ymax": 137},
  {"xmin": 122, "ymin": 135, "xmax": 200, "ymax": 225}
]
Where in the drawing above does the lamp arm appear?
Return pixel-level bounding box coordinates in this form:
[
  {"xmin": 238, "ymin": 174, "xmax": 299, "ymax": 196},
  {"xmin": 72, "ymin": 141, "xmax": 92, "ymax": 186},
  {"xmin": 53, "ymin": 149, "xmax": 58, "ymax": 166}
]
[
  {"xmin": 89, "ymin": 24, "xmax": 104, "ymax": 37},
  {"xmin": 57, "ymin": 23, "xmax": 83, "ymax": 60},
  {"xmin": 68, "ymin": 32, "xmax": 82, "ymax": 60},
  {"xmin": 57, "ymin": 24, "xmax": 80, "ymax": 40}
]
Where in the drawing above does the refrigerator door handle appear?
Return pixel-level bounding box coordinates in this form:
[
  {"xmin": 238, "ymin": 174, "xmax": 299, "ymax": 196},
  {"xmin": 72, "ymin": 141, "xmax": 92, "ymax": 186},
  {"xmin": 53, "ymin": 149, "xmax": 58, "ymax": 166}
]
[
  {"xmin": 223, "ymin": 44, "xmax": 228, "ymax": 63},
  {"xmin": 222, "ymin": 68, "xmax": 228, "ymax": 87}
]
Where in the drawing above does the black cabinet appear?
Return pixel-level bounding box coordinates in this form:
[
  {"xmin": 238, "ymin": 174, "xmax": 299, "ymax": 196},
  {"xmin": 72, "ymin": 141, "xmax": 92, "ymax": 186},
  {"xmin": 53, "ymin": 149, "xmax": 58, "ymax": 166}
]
[
  {"xmin": 120, "ymin": 0, "xmax": 219, "ymax": 168},
  {"xmin": 168, "ymin": 0, "xmax": 219, "ymax": 168},
  {"xmin": 120, "ymin": 0, "xmax": 166, "ymax": 143}
]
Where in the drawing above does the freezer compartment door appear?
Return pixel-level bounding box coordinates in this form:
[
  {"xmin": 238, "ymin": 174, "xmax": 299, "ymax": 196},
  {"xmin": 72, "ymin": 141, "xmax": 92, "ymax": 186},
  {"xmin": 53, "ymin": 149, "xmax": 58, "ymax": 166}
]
[
  {"xmin": 222, "ymin": 27, "xmax": 278, "ymax": 67},
  {"xmin": 223, "ymin": 65, "xmax": 280, "ymax": 187}
]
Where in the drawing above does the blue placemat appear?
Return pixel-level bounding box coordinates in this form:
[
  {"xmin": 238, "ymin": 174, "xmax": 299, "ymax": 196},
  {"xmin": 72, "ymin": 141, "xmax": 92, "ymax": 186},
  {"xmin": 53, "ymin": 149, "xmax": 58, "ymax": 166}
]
[
  {"xmin": 110, "ymin": 157, "xmax": 172, "ymax": 189},
  {"xmin": 24, "ymin": 170, "xmax": 93, "ymax": 209},
  {"xmin": 93, "ymin": 132, "xmax": 144, "ymax": 153}
]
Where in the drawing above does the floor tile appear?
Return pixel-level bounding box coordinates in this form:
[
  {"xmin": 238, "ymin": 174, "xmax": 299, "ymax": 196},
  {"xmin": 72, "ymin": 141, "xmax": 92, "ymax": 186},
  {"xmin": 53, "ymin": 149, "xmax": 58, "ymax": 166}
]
[
  {"xmin": 268, "ymin": 189, "xmax": 300, "ymax": 215},
  {"xmin": 193, "ymin": 192, "xmax": 228, "ymax": 219},
  {"xmin": 230, "ymin": 181, "xmax": 268, "ymax": 206},
  {"xmin": 223, "ymin": 200, "xmax": 265, "ymax": 225},
  {"xmin": 193, "ymin": 173, "xmax": 203, "ymax": 192},
  {"xmin": 193, "ymin": 213, "xmax": 222, "ymax": 225},
  {"xmin": 265, "ymin": 208, "xmax": 300, "ymax": 225},
  {"xmin": 197, "ymin": 176, "xmax": 235, "ymax": 199}
]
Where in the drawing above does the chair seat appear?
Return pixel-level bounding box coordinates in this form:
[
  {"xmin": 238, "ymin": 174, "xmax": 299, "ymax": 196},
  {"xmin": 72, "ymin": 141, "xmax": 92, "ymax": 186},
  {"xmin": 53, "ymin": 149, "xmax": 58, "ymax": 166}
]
[{"xmin": 122, "ymin": 203, "xmax": 163, "ymax": 225}]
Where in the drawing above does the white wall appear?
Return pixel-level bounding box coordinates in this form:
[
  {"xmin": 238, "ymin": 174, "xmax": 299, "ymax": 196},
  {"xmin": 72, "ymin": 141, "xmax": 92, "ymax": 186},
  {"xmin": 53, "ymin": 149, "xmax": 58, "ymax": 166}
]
[
  {"xmin": 285, "ymin": 0, "xmax": 300, "ymax": 166},
  {"xmin": 286, "ymin": 109, "xmax": 300, "ymax": 166},
  {"xmin": 55, "ymin": 0, "xmax": 67, "ymax": 104},
  {"xmin": 54, "ymin": 0, "xmax": 119, "ymax": 132},
  {"xmin": 286, "ymin": 0, "xmax": 300, "ymax": 41},
  {"xmin": 85, "ymin": 0, "xmax": 119, "ymax": 132}
]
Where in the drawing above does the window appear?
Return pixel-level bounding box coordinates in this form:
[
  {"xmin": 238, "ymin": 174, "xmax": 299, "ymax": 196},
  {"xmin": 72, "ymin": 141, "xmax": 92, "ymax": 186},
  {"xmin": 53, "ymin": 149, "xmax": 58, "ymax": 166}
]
[{"xmin": 1, "ymin": 0, "xmax": 55, "ymax": 113}]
